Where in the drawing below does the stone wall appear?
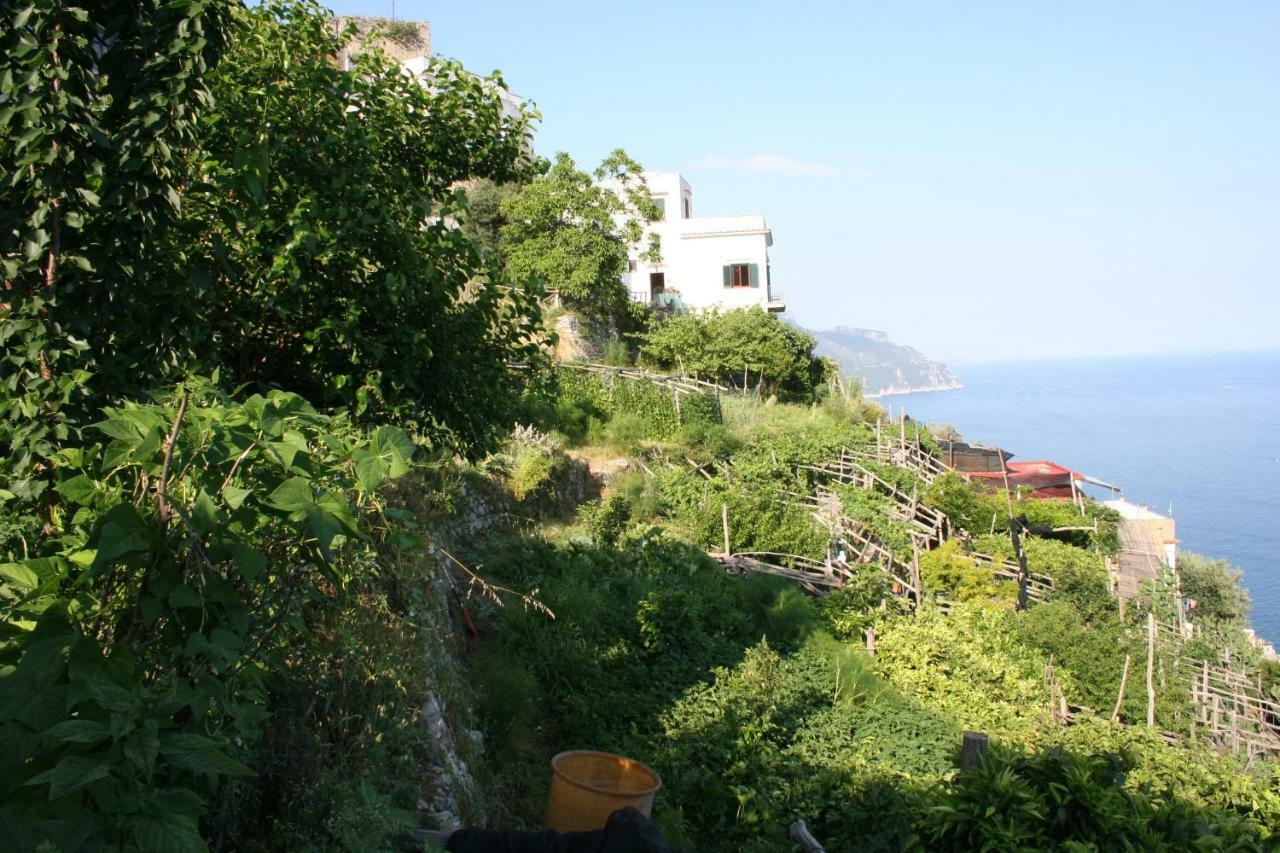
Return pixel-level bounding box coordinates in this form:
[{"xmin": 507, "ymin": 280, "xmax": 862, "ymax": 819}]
[{"xmin": 332, "ymin": 15, "xmax": 430, "ymax": 67}]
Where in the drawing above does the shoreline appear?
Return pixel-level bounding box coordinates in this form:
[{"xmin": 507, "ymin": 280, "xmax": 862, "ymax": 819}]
[{"xmin": 865, "ymin": 381, "xmax": 964, "ymax": 400}]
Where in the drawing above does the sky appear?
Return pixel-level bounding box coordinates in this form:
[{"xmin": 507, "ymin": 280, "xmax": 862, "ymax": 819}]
[{"xmin": 330, "ymin": 0, "xmax": 1280, "ymax": 363}]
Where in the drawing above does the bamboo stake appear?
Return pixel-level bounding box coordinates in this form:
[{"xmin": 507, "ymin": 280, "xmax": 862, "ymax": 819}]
[
  {"xmin": 1111, "ymin": 654, "xmax": 1131, "ymax": 722},
  {"xmin": 1147, "ymin": 613, "xmax": 1157, "ymax": 727},
  {"xmin": 722, "ymin": 503, "xmax": 731, "ymax": 557}
]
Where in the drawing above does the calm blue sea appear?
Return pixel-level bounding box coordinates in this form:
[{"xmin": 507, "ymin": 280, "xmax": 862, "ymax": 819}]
[{"xmin": 888, "ymin": 351, "xmax": 1280, "ymax": 643}]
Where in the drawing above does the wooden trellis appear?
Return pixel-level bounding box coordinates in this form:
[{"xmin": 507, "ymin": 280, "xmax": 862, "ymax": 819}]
[{"xmin": 802, "ymin": 450, "xmax": 949, "ymax": 549}]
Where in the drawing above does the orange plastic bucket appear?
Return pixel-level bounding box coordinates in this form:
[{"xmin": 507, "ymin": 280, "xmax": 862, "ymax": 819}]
[{"xmin": 543, "ymin": 750, "xmax": 662, "ymax": 832}]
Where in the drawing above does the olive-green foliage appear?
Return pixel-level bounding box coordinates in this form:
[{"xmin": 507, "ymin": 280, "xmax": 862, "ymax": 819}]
[
  {"xmin": 652, "ymin": 638, "xmax": 954, "ymax": 851},
  {"xmin": 919, "ymin": 540, "xmax": 1015, "ymax": 603},
  {"xmin": 581, "ymin": 491, "xmax": 632, "ymax": 547},
  {"xmin": 640, "ymin": 309, "xmax": 826, "ymax": 402},
  {"xmin": 831, "ymin": 484, "xmax": 915, "ymax": 561},
  {"xmin": 924, "ymin": 473, "xmax": 988, "ymax": 533},
  {"xmin": 1058, "ymin": 719, "xmax": 1280, "ymax": 833},
  {"xmin": 674, "ymin": 420, "xmax": 742, "ymax": 463},
  {"xmin": 1181, "ymin": 551, "xmax": 1252, "ymax": 623},
  {"xmin": 659, "ymin": 461, "xmax": 827, "ymax": 558},
  {"xmin": 814, "ymin": 566, "xmax": 898, "ymax": 640},
  {"xmin": 612, "ymin": 472, "xmax": 664, "ymax": 522}
]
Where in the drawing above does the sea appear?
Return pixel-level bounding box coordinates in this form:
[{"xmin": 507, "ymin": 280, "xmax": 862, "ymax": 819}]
[{"xmin": 887, "ymin": 350, "xmax": 1280, "ymax": 644}]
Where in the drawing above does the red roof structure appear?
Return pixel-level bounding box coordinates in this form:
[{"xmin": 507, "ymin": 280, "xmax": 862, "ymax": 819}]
[{"xmin": 966, "ymin": 461, "xmax": 1081, "ymax": 498}]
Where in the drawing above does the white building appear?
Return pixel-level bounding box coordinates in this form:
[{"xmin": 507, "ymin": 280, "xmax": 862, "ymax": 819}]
[{"xmin": 623, "ymin": 172, "xmax": 784, "ymax": 315}]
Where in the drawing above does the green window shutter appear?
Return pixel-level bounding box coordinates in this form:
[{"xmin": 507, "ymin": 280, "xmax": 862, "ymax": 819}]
[
  {"xmin": 723, "ymin": 265, "xmax": 732, "ymax": 288},
  {"xmin": 749, "ymin": 263, "xmax": 760, "ymax": 287}
]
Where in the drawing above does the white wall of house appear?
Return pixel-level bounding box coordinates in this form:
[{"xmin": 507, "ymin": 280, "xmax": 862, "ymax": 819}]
[{"xmin": 621, "ymin": 171, "xmax": 784, "ymax": 314}]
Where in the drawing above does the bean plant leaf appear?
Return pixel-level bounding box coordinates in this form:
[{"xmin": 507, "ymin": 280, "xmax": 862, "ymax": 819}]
[
  {"xmin": 45, "ymin": 753, "xmax": 112, "ymax": 800},
  {"xmin": 40, "ymin": 719, "xmax": 111, "ymax": 745},
  {"xmin": 129, "ymin": 812, "xmax": 209, "ymax": 853},
  {"xmin": 95, "ymin": 504, "xmax": 153, "ymax": 562}
]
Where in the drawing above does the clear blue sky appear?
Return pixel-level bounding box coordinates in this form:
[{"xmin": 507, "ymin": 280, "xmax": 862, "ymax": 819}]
[{"xmin": 330, "ymin": 0, "xmax": 1279, "ymax": 362}]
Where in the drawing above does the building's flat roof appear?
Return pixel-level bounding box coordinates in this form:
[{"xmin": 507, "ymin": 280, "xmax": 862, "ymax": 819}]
[{"xmin": 1101, "ymin": 499, "xmax": 1170, "ymax": 521}]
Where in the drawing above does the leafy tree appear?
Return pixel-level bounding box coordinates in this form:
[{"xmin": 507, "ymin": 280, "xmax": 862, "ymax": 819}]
[
  {"xmin": 181, "ymin": 1, "xmax": 545, "ymax": 452},
  {"xmin": 461, "ymin": 177, "xmax": 520, "ymax": 255},
  {"xmin": 1180, "ymin": 551, "xmax": 1251, "ymax": 624},
  {"xmin": 0, "ymin": 0, "xmax": 236, "ymax": 493},
  {"xmin": 641, "ymin": 308, "xmax": 825, "ymax": 402},
  {"xmin": 1, "ymin": 0, "xmax": 546, "ymax": 472},
  {"xmin": 500, "ymin": 149, "xmax": 660, "ymax": 324}
]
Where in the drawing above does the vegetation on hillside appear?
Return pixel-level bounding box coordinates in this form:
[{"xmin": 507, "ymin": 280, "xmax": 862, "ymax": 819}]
[
  {"xmin": 462, "ymin": 374, "xmax": 1279, "ymax": 850},
  {"xmin": 1, "ymin": 1, "xmax": 1275, "ymax": 851}
]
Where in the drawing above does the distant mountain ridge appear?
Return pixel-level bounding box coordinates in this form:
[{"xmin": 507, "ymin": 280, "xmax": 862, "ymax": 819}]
[{"xmin": 810, "ymin": 326, "xmax": 961, "ymax": 397}]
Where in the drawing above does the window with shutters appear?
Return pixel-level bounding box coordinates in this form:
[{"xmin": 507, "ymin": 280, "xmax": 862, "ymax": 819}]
[{"xmin": 723, "ymin": 263, "xmax": 756, "ymax": 288}]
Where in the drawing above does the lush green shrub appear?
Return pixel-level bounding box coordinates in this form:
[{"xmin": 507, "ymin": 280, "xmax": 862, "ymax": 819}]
[
  {"xmin": 920, "ymin": 540, "xmax": 1015, "ymax": 603},
  {"xmin": 613, "ymin": 472, "xmax": 664, "ymax": 522},
  {"xmin": 1181, "ymin": 551, "xmax": 1252, "ymax": 624},
  {"xmin": 180, "ymin": 1, "xmax": 546, "ymax": 451},
  {"xmin": 675, "ymin": 421, "xmax": 742, "ymax": 462},
  {"xmin": 507, "ymin": 446, "xmax": 555, "ymax": 501},
  {"xmin": 814, "ymin": 566, "xmax": 899, "ymax": 640},
  {"xmin": 1014, "ymin": 601, "xmax": 1131, "ymax": 715},
  {"xmin": 602, "ymin": 338, "xmax": 632, "ymax": 367},
  {"xmin": 924, "ymin": 473, "xmax": 990, "ymax": 533},
  {"xmin": 581, "ymin": 492, "xmax": 632, "ymax": 546},
  {"xmin": 874, "ymin": 605, "xmax": 1056, "ymax": 742},
  {"xmin": 971, "ymin": 533, "xmax": 1113, "ymax": 621},
  {"xmin": 640, "ymin": 309, "xmax": 826, "ymax": 402},
  {"xmin": 920, "ymin": 745, "xmax": 1270, "ymax": 850},
  {"xmin": 605, "ymin": 413, "xmax": 649, "ymax": 453}
]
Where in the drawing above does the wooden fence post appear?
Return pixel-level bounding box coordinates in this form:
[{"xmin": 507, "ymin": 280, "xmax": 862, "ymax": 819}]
[
  {"xmin": 960, "ymin": 731, "xmax": 989, "ymax": 770},
  {"xmin": 1146, "ymin": 613, "xmax": 1157, "ymax": 727},
  {"xmin": 721, "ymin": 503, "xmax": 731, "ymax": 557},
  {"xmin": 1010, "ymin": 520, "xmax": 1030, "ymax": 611},
  {"xmin": 865, "ymin": 627, "xmax": 876, "ymax": 657},
  {"xmin": 1111, "ymin": 654, "xmax": 1131, "ymax": 722}
]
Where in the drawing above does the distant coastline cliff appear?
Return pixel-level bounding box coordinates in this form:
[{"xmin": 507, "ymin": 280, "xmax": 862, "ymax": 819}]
[{"xmin": 811, "ymin": 326, "xmax": 961, "ymax": 398}]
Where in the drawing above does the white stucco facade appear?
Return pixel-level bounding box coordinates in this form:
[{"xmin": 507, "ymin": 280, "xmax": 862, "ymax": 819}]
[{"xmin": 622, "ymin": 172, "xmax": 784, "ymax": 314}]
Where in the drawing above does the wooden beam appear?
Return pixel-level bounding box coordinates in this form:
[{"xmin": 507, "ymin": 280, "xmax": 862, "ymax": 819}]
[{"xmin": 960, "ymin": 732, "xmax": 989, "ymax": 770}]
